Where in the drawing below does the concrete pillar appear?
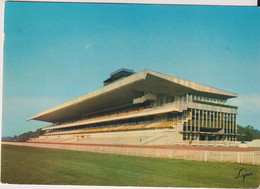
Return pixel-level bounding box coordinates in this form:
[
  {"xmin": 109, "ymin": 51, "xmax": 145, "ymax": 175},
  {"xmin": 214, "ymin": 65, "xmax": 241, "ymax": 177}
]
[
  {"xmin": 222, "ymin": 113, "xmax": 225, "ymax": 132},
  {"xmin": 194, "ymin": 109, "xmax": 196, "ymax": 132},
  {"xmin": 198, "ymin": 109, "xmax": 200, "ymax": 132},
  {"xmin": 205, "ymin": 111, "xmax": 207, "ymax": 128},
  {"xmin": 220, "ymin": 112, "xmax": 222, "ymax": 129},
  {"xmin": 229, "ymin": 113, "xmax": 231, "ymax": 135},
  {"xmin": 209, "ymin": 111, "xmax": 211, "ymax": 128},
  {"xmin": 235, "ymin": 114, "xmax": 237, "ymax": 135},
  {"xmin": 202, "ymin": 110, "xmax": 204, "ymax": 128},
  {"xmin": 217, "ymin": 112, "xmax": 220, "ymax": 128},
  {"xmin": 213, "ymin": 111, "xmax": 215, "ymax": 128},
  {"xmin": 226, "ymin": 113, "xmax": 228, "ymax": 134}
]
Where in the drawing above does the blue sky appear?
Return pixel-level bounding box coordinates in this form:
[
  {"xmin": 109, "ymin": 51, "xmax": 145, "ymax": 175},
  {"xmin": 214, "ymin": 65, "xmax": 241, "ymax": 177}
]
[{"xmin": 2, "ymin": 2, "xmax": 260, "ymax": 137}]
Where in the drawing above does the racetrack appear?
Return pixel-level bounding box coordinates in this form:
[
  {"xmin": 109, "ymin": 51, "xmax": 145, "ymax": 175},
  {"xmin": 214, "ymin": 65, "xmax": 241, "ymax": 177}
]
[{"xmin": 3, "ymin": 141, "xmax": 260, "ymax": 165}]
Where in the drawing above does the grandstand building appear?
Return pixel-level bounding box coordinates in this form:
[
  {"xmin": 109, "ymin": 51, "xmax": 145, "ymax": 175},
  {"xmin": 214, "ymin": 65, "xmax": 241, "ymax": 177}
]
[{"xmin": 28, "ymin": 69, "xmax": 238, "ymax": 145}]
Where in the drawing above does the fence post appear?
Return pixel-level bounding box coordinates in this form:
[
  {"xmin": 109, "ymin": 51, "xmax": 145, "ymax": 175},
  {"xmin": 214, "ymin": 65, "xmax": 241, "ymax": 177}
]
[{"xmin": 205, "ymin": 151, "xmax": 207, "ymax": 161}]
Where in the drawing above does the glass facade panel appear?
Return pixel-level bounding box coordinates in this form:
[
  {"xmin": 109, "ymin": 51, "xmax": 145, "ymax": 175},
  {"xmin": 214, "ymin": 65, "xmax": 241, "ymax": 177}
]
[{"xmin": 182, "ymin": 106, "xmax": 237, "ymax": 141}]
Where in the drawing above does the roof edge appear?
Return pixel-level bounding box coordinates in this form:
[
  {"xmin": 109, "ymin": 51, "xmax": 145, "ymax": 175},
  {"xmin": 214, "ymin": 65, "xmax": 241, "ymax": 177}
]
[{"xmin": 28, "ymin": 70, "xmax": 148, "ymax": 121}]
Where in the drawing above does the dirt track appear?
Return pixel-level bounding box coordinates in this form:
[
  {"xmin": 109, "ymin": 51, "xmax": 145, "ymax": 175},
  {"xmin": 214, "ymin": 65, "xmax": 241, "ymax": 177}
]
[{"xmin": 6, "ymin": 141, "xmax": 260, "ymax": 152}]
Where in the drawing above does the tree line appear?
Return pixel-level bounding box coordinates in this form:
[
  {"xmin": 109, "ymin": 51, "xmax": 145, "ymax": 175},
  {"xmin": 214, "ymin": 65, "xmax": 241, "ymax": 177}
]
[
  {"xmin": 237, "ymin": 124, "xmax": 260, "ymax": 141},
  {"xmin": 2, "ymin": 128, "xmax": 45, "ymax": 142}
]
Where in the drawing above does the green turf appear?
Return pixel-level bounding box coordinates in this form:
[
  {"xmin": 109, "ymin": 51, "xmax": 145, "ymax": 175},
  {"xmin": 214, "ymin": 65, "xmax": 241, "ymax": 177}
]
[{"xmin": 1, "ymin": 144, "xmax": 259, "ymax": 187}]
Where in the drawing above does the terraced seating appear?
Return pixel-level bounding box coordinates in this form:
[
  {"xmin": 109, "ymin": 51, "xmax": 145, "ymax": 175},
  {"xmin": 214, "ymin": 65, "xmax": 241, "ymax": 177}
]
[
  {"xmin": 76, "ymin": 123, "xmax": 149, "ymax": 134},
  {"xmin": 157, "ymin": 121, "xmax": 174, "ymax": 128},
  {"xmin": 45, "ymin": 119, "xmax": 177, "ymax": 137},
  {"xmin": 78, "ymin": 107, "xmax": 146, "ymax": 124}
]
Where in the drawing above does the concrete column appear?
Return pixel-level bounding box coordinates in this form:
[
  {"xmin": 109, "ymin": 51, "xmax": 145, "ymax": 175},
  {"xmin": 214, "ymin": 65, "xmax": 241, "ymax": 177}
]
[
  {"xmin": 228, "ymin": 113, "xmax": 231, "ymax": 135},
  {"xmin": 198, "ymin": 109, "xmax": 200, "ymax": 132},
  {"xmin": 232, "ymin": 114, "xmax": 235, "ymax": 136},
  {"xmin": 212, "ymin": 111, "xmax": 214, "ymax": 128},
  {"xmin": 194, "ymin": 109, "xmax": 196, "ymax": 132},
  {"xmin": 216, "ymin": 112, "xmax": 220, "ymax": 128},
  {"xmin": 202, "ymin": 110, "xmax": 204, "ymax": 128},
  {"xmin": 222, "ymin": 113, "xmax": 226, "ymax": 132},
  {"xmin": 235, "ymin": 114, "xmax": 237, "ymax": 140},
  {"xmin": 209, "ymin": 111, "xmax": 211, "ymax": 128},
  {"xmin": 205, "ymin": 111, "xmax": 207, "ymax": 128},
  {"xmin": 229, "ymin": 114, "xmax": 230, "ymax": 135},
  {"xmin": 227, "ymin": 114, "xmax": 229, "ymax": 134},
  {"xmin": 219, "ymin": 112, "xmax": 222, "ymax": 129}
]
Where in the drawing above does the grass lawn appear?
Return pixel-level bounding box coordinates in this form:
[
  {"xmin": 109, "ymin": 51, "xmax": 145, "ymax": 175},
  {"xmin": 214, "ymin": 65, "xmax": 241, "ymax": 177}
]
[{"xmin": 1, "ymin": 144, "xmax": 259, "ymax": 187}]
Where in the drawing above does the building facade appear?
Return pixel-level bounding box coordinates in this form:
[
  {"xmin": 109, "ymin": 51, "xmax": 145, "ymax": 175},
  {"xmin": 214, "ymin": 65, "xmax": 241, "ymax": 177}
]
[{"xmin": 28, "ymin": 69, "xmax": 238, "ymax": 145}]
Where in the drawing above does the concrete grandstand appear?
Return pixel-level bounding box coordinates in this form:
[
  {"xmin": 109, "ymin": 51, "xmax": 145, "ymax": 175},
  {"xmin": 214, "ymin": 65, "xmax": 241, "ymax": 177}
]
[{"xmin": 28, "ymin": 69, "xmax": 239, "ymax": 146}]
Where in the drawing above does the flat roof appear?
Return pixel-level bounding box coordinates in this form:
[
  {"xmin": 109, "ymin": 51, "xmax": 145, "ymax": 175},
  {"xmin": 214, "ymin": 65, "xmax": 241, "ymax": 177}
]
[
  {"xmin": 109, "ymin": 68, "xmax": 134, "ymax": 77},
  {"xmin": 28, "ymin": 70, "xmax": 237, "ymax": 123}
]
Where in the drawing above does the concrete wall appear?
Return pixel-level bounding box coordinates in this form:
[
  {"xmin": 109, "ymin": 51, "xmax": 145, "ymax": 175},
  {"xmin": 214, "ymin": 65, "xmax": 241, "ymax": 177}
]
[
  {"xmin": 242, "ymin": 140, "xmax": 260, "ymax": 147},
  {"xmin": 34, "ymin": 129, "xmax": 183, "ymax": 146}
]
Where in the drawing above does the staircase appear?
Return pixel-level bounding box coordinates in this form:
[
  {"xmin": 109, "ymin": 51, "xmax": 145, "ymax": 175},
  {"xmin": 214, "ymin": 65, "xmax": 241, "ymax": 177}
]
[
  {"xmin": 133, "ymin": 93, "xmax": 157, "ymax": 104},
  {"xmin": 172, "ymin": 117, "xmax": 191, "ymax": 129}
]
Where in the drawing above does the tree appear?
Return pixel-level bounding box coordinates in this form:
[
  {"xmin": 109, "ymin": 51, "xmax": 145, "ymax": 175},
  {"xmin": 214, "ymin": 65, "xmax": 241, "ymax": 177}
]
[
  {"xmin": 15, "ymin": 128, "xmax": 45, "ymax": 142},
  {"xmin": 237, "ymin": 125, "xmax": 260, "ymax": 141}
]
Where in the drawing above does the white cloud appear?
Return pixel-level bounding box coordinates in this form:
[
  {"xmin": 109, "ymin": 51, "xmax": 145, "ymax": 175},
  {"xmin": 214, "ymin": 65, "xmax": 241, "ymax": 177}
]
[
  {"xmin": 229, "ymin": 93, "xmax": 260, "ymax": 111},
  {"xmin": 84, "ymin": 43, "xmax": 92, "ymax": 49}
]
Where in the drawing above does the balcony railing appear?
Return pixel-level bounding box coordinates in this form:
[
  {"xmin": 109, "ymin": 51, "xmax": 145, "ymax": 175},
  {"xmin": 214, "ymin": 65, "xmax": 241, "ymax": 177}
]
[{"xmin": 192, "ymin": 99, "xmax": 238, "ymax": 109}]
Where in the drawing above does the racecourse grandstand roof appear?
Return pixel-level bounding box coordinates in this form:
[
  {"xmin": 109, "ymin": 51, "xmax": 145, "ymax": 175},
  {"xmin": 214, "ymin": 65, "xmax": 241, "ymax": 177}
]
[
  {"xmin": 103, "ymin": 68, "xmax": 134, "ymax": 86},
  {"xmin": 28, "ymin": 70, "xmax": 237, "ymax": 123}
]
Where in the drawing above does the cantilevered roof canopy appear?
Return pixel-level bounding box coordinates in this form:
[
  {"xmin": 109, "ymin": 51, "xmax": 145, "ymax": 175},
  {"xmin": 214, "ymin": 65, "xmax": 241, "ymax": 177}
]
[{"xmin": 28, "ymin": 70, "xmax": 237, "ymax": 123}]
